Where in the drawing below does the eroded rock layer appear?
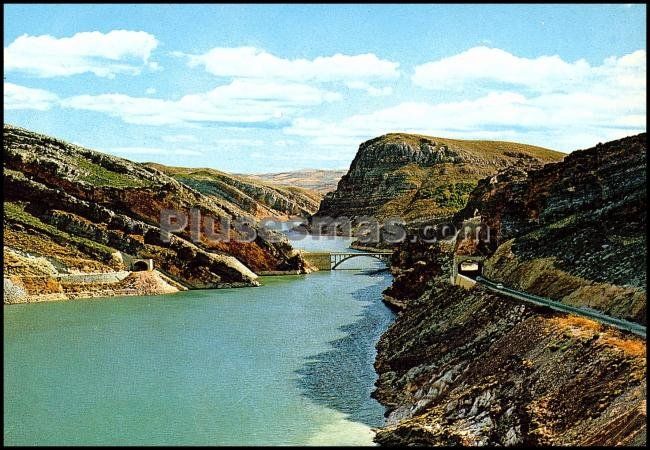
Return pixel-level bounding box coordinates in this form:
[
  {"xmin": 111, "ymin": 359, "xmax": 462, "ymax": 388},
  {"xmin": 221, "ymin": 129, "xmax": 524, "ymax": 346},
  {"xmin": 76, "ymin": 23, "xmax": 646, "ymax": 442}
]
[
  {"xmin": 313, "ymin": 133, "xmax": 564, "ymax": 224},
  {"xmin": 373, "ymin": 133, "xmax": 646, "ymax": 446},
  {"xmin": 3, "ymin": 124, "xmax": 305, "ymax": 301}
]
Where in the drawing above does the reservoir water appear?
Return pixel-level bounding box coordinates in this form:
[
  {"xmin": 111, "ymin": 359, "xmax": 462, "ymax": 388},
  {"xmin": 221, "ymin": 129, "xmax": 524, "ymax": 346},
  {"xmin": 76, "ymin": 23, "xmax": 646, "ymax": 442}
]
[{"xmin": 3, "ymin": 235, "xmax": 395, "ymax": 445}]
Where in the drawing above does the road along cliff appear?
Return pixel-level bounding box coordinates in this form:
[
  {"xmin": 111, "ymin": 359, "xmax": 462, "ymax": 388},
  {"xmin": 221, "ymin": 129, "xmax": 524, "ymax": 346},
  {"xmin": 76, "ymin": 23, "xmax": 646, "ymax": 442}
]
[{"xmin": 372, "ymin": 133, "xmax": 646, "ymax": 445}]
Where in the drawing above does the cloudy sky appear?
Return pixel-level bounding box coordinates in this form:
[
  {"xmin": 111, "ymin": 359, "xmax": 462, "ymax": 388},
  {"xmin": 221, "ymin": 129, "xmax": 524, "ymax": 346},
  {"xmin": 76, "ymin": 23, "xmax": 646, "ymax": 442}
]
[{"xmin": 4, "ymin": 4, "xmax": 646, "ymax": 172}]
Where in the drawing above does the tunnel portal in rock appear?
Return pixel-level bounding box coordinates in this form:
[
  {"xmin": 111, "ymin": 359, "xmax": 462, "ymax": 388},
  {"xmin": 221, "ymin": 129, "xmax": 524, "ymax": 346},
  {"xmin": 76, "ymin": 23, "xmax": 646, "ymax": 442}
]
[
  {"xmin": 454, "ymin": 256, "xmax": 485, "ymax": 280},
  {"xmin": 131, "ymin": 259, "xmax": 154, "ymax": 272}
]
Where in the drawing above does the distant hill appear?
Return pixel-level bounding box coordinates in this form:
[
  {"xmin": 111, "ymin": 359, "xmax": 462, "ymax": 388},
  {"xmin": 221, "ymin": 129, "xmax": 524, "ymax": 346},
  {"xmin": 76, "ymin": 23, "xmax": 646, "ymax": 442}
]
[
  {"xmin": 312, "ymin": 132, "xmax": 565, "ymax": 224},
  {"xmin": 238, "ymin": 169, "xmax": 346, "ymax": 195},
  {"xmin": 147, "ymin": 164, "xmax": 322, "ymax": 219}
]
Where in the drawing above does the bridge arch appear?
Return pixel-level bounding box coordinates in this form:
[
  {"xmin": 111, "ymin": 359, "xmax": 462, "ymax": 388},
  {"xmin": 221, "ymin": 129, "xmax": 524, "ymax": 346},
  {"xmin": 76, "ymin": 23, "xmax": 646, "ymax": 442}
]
[{"xmin": 331, "ymin": 253, "xmax": 391, "ymax": 270}]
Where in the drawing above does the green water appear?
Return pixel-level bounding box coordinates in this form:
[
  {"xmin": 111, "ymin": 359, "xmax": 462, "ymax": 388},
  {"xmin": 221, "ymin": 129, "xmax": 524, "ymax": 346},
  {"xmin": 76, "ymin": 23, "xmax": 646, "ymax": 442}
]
[{"xmin": 3, "ymin": 236, "xmax": 395, "ymax": 445}]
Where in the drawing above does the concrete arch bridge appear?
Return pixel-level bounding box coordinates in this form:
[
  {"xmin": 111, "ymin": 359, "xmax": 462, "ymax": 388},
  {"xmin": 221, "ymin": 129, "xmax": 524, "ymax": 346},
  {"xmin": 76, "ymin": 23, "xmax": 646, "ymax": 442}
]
[{"xmin": 301, "ymin": 251, "xmax": 392, "ymax": 270}]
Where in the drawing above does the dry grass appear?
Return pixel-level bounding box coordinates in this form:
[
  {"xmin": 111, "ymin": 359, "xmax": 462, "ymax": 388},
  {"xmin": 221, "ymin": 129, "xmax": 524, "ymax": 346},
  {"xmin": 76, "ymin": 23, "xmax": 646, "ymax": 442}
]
[
  {"xmin": 378, "ymin": 132, "xmax": 565, "ymax": 161},
  {"xmin": 549, "ymin": 315, "xmax": 645, "ymax": 358},
  {"xmin": 484, "ymin": 242, "xmax": 646, "ymax": 324},
  {"xmin": 598, "ymin": 335, "xmax": 646, "ymax": 358},
  {"xmin": 550, "ymin": 315, "xmax": 602, "ymax": 335}
]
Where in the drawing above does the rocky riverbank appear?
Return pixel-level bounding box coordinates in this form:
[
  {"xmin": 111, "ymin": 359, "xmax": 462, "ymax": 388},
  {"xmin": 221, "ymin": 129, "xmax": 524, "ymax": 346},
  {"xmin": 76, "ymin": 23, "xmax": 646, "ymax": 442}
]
[
  {"xmin": 3, "ymin": 124, "xmax": 308, "ymax": 303},
  {"xmin": 370, "ymin": 133, "xmax": 646, "ymax": 445},
  {"xmin": 4, "ymin": 270, "xmax": 181, "ymax": 304},
  {"xmin": 373, "ymin": 282, "xmax": 646, "ymax": 446}
]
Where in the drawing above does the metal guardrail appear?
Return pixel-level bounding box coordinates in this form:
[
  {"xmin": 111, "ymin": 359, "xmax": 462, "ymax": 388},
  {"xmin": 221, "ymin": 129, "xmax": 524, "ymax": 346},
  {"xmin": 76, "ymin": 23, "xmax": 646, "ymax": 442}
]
[{"xmin": 475, "ymin": 276, "xmax": 646, "ymax": 339}]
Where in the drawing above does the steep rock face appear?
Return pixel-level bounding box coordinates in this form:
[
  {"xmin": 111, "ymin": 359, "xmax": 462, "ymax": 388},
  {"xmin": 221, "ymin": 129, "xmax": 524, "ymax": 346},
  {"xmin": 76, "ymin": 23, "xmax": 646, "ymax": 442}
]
[
  {"xmin": 374, "ymin": 282, "xmax": 646, "ymax": 446},
  {"xmin": 313, "ymin": 133, "xmax": 563, "ymax": 224},
  {"xmin": 373, "ymin": 133, "xmax": 647, "ymax": 445},
  {"xmin": 3, "ymin": 125, "xmax": 304, "ymax": 297},
  {"xmin": 454, "ymin": 133, "xmax": 646, "ymax": 323},
  {"xmin": 383, "ymin": 240, "xmax": 454, "ymax": 308},
  {"xmin": 456, "ymin": 133, "xmax": 646, "ymax": 252},
  {"xmin": 148, "ymin": 164, "xmax": 321, "ymax": 219}
]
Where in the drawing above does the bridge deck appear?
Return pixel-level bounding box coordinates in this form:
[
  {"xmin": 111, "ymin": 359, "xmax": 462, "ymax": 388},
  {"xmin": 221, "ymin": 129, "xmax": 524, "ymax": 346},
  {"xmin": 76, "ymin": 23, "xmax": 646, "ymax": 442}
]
[{"xmin": 300, "ymin": 251, "xmax": 392, "ymax": 270}]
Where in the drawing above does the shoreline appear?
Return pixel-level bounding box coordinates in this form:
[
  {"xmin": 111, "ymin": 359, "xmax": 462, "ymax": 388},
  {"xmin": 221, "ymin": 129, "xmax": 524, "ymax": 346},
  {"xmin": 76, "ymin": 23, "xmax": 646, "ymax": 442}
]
[
  {"xmin": 5, "ymin": 235, "xmax": 398, "ymax": 445},
  {"xmin": 4, "ymin": 255, "xmax": 394, "ymax": 445},
  {"xmin": 4, "ymin": 270, "xmax": 184, "ymax": 304}
]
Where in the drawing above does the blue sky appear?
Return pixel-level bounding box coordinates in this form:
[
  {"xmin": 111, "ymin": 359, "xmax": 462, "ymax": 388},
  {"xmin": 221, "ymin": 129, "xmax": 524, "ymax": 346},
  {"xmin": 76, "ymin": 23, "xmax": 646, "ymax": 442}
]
[{"xmin": 4, "ymin": 4, "xmax": 646, "ymax": 172}]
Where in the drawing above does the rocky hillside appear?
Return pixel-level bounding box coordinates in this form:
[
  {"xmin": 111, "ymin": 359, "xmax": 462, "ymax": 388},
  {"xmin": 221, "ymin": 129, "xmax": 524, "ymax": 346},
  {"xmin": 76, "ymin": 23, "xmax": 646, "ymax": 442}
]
[
  {"xmin": 454, "ymin": 133, "xmax": 646, "ymax": 324},
  {"xmin": 373, "ymin": 133, "xmax": 646, "ymax": 445},
  {"xmin": 374, "ymin": 282, "xmax": 646, "ymax": 446},
  {"xmin": 239, "ymin": 169, "xmax": 345, "ymax": 194},
  {"xmin": 3, "ymin": 124, "xmax": 305, "ymax": 301},
  {"xmin": 148, "ymin": 164, "xmax": 321, "ymax": 219},
  {"xmin": 313, "ymin": 133, "xmax": 564, "ymax": 225}
]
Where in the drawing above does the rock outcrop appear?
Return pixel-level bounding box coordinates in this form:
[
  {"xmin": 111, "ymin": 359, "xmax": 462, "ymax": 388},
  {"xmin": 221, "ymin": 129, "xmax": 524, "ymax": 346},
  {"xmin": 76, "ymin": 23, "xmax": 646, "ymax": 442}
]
[
  {"xmin": 374, "ymin": 282, "xmax": 646, "ymax": 446},
  {"xmin": 373, "ymin": 133, "xmax": 647, "ymax": 445},
  {"xmin": 454, "ymin": 133, "xmax": 646, "ymax": 324},
  {"xmin": 3, "ymin": 124, "xmax": 305, "ymax": 301},
  {"xmin": 312, "ymin": 133, "xmax": 564, "ymax": 225}
]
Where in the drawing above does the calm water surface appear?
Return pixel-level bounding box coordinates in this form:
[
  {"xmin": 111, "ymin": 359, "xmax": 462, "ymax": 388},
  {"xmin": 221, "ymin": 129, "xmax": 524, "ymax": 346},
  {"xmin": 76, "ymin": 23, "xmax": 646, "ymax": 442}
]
[{"xmin": 3, "ymin": 236, "xmax": 394, "ymax": 445}]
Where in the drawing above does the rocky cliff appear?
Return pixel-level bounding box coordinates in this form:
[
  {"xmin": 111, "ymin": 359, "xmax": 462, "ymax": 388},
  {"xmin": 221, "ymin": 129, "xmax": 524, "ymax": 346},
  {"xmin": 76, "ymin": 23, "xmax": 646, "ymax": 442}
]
[
  {"xmin": 312, "ymin": 133, "xmax": 564, "ymax": 225},
  {"xmin": 148, "ymin": 164, "xmax": 322, "ymax": 219},
  {"xmin": 374, "ymin": 282, "xmax": 646, "ymax": 446},
  {"xmin": 454, "ymin": 133, "xmax": 646, "ymax": 324},
  {"xmin": 3, "ymin": 124, "xmax": 305, "ymax": 302},
  {"xmin": 373, "ymin": 133, "xmax": 646, "ymax": 445}
]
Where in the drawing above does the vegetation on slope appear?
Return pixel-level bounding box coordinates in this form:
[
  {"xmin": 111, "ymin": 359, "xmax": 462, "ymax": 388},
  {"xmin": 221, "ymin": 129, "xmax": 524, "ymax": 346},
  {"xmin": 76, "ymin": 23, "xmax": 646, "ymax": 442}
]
[
  {"xmin": 148, "ymin": 163, "xmax": 321, "ymax": 219},
  {"xmin": 313, "ymin": 132, "xmax": 565, "ymax": 224},
  {"xmin": 3, "ymin": 124, "xmax": 304, "ymax": 291}
]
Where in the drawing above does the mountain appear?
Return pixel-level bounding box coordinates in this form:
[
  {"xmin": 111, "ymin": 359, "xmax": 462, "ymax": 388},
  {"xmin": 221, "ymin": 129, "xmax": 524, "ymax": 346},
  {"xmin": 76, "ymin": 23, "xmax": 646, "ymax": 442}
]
[
  {"xmin": 147, "ymin": 164, "xmax": 321, "ymax": 219},
  {"xmin": 3, "ymin": 124, "xmax": 305, "ymax": 303},
  {"xmin": 312, "ymin": 133, "xmax": 565, "ymax": 224},
  {"xmin": 373, "ymin": 133, "xmax": 646, "ymax": 445},
  {"xmin": 239, "ymin": 169, "xmax": 346, "ymax": 194}
]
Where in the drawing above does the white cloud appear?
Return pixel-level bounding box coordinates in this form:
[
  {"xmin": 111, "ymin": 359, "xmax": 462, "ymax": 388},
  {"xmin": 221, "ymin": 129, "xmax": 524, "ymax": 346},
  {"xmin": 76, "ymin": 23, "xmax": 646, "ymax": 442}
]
[
  {"xmin": 162, "ymin": 134, "xmax": 199, "ymax": 143},
  {"xmin": 179, "ymin": 46, "xmax": 400, "ymax": 83},
  {"xmin": 4, "ymin": 30, "xmax": 159, "ymax": 78},
  {"xmin": 283, "ymin": 47, "xmax": 645, "ymax": 153},
  {"xmin": 215, "ymin": 138, "xmax": 265, "ymax": 147},
  {"xmin": 285, "ymin": 84, "xmax": 645, "ymax": 152},
  {"xmin": 109, "ymin": 147, "xmax": 203, "ymax": 156},
  {"xmin": 61, "ymin": 79, "xmax": 341, "ymax": 126},
  {"xmin": 273, "ymin": 139, "xmax": 296, "ymax": 147},
  {"xmin": 412, "ymin": 46, "xmax": 646, "ymax": 96},
  {"xmin": 145, "ymin": 87, "xmax": 157, "ymax": 95},
  {"xmin": 345, "ymin": 81, "xmax": 393, "ymax": 96},
  {"xmin": 3, "ymin": 82, "xmax": 59, "ymax": 110}
]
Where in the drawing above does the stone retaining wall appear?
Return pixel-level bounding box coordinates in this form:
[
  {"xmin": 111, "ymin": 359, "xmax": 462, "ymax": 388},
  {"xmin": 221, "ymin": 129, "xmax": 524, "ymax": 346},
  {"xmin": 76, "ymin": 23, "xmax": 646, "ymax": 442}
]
[{"xmin": 55, "ymin": 271, "xmax": 132, "ymax": 284}]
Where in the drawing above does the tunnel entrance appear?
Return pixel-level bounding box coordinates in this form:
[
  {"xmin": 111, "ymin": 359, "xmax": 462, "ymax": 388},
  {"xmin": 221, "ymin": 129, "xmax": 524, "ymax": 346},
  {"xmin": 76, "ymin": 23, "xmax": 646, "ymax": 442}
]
[
  {"xmin": 457, "ymin": 260, "xmax": 482, "ymax": 279},
  {"xmin": 131, "ymin": 259, "xmax": 153, "ymax": 272}
]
